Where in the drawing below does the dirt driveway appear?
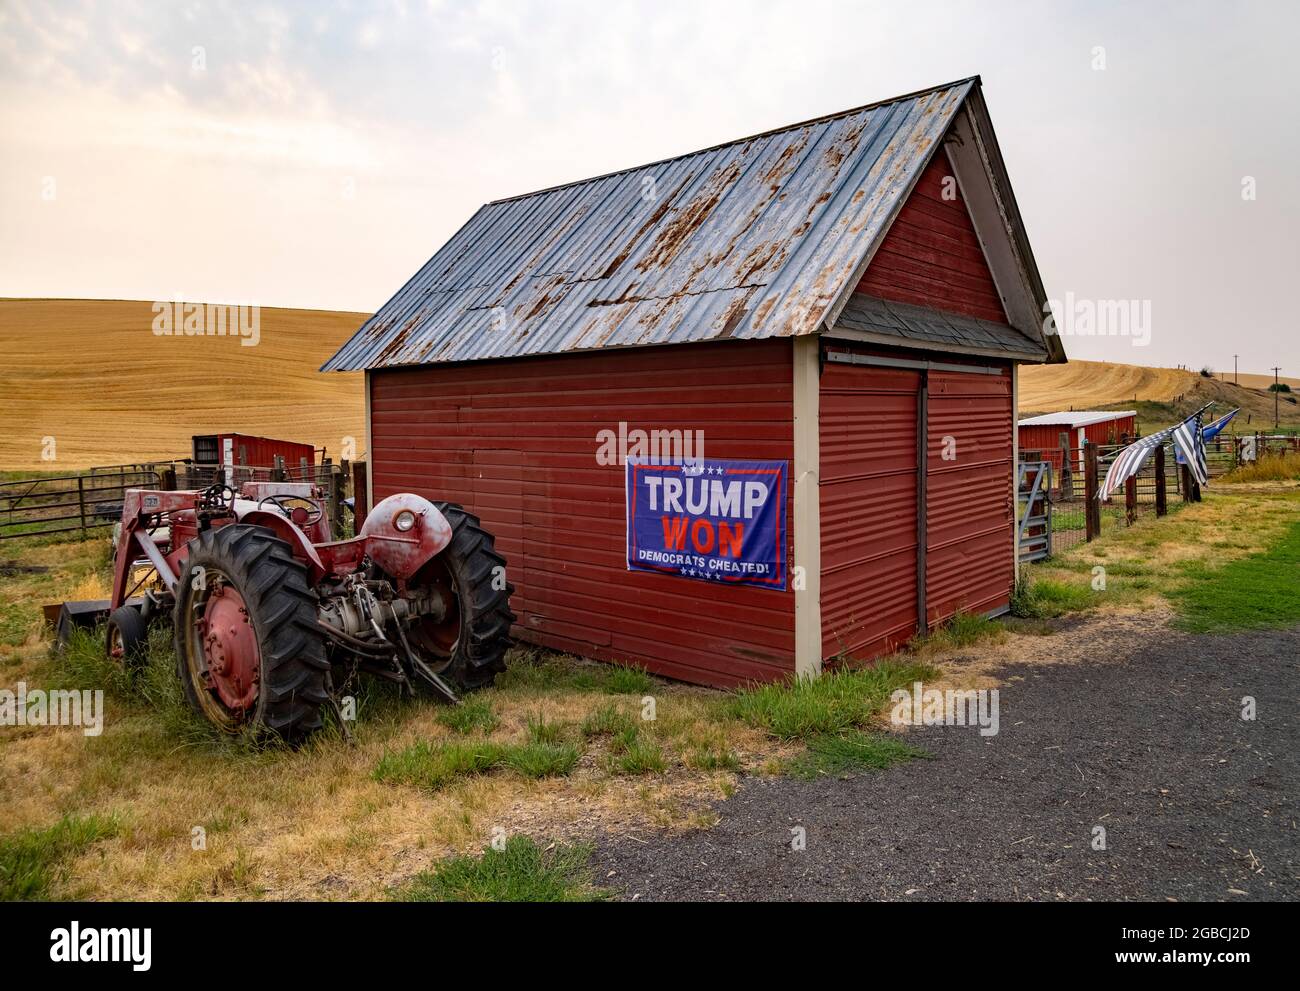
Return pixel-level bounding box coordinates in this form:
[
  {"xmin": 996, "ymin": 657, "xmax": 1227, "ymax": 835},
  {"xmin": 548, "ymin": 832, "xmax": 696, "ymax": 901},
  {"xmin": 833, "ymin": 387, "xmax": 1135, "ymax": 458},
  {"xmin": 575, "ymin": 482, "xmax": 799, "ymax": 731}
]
[{"xmin": 593, "ymin": 613, "xmax": 1299, "ymax": 901}]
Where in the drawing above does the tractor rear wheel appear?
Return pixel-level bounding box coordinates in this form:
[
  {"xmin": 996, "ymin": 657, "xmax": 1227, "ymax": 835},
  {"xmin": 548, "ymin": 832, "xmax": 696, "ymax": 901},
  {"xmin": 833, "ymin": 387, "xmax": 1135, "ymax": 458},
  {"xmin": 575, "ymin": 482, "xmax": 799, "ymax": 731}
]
[
  {"xmin": 173, "ymin": 524, "xmax": 329, "ymax": 741},
  {"xmin": 406, "ymin": 503, "xmax": 515, "ymax": 692}
]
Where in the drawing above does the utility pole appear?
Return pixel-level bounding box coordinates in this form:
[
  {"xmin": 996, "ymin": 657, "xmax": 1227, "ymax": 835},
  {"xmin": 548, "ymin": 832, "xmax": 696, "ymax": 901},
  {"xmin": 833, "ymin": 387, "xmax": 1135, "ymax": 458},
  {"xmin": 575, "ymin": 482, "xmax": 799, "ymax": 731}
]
[
  {"xmin": 1234, "ymin": 354, "xmax": 1239, "ymax": 385},
  {"xmin": 1273, "ymin": 366, "xmax": 1282, "ymax": 430}
]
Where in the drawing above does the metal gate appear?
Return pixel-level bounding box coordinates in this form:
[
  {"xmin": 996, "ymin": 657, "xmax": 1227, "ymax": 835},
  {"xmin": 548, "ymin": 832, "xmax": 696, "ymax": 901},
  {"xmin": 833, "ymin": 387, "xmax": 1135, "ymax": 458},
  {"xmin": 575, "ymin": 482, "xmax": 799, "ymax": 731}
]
[{"xmin": 1017, "ymin": 460, "xmax": 1052, "ymax": 563}]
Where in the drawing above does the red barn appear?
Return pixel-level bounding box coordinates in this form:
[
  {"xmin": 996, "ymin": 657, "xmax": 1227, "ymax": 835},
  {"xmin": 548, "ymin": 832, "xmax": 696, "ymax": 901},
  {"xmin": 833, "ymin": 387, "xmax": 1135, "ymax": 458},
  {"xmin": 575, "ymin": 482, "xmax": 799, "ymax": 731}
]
[
  {"xmin": 324, "ymin": 77, "xmax": 1066, "ymax": 687},
  {"xmin": 1017, "ymin": 410, "xmax": 1137, "ymax": 475}
]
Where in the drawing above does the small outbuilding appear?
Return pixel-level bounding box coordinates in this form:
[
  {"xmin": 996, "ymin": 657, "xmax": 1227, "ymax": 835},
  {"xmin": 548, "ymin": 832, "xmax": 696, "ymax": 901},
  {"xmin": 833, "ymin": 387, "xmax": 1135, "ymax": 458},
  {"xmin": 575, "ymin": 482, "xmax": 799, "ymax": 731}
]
[
  {"xmin": 1018, "ymin": 410, "xmax": 1137, "ymax": 475},
  {"xmin": 325, "ymin": 77, "xmax": 1066, "ymax": 687}
]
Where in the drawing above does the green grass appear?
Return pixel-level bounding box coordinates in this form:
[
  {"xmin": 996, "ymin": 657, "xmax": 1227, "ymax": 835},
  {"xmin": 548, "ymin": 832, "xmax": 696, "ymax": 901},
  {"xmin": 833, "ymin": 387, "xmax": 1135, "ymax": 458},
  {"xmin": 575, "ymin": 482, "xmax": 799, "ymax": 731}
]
[
  {"xmin": 501, "ymin": 741, "xmax": 581, "ymax": 778},
  {"xmin": 0, "ymin": 813, "xmax": 120, "ymax": 901},
  {"xmin": 374, "ymin": 738, "xmax": 582, "ymax": 791},
  {"xmin": 435, "ymin": 696, "xmax": 499, "ymax": 735},
  {"xmin": 784, "ymin": 731, "xmax": 929, "ymax": 779},
  {"xmin": 580, "ymin": 702, "xmax": 638, "ymax": 740},
  {"xmin": 728, "ymin": 659, "xmax": 936, "ymax": 741},
  {"xmin": 525, "ymin": 709, "xmax": 567, "ymax": 745},
  {"xmin": 375, "ymin": 740, "xmax": 508, "ymax": 790},
  {"xmin": 607, "ymin": 737, "xmax": 666, "ymax": 776},
  {"xmin": 912, "ymin": 610, "xmax": 1001, "ymax": 651},
  {"xmin": 683, "ymin": 744, "xmax": 741, "ymax": 771},
  {"xmin": 1170, "ymin": 519, "xmax": 1300, "ymax": 632},
  {"xmin": 1010, "ymin": 575, "xmax": 1097, "ymax": 618},
  {"xmin": 604, "ymin": 664, "xmax": 654, "ymax": 695},
  {"xmin": 391, "ymin": 835, "xmax": 607, "ymax": 902}
]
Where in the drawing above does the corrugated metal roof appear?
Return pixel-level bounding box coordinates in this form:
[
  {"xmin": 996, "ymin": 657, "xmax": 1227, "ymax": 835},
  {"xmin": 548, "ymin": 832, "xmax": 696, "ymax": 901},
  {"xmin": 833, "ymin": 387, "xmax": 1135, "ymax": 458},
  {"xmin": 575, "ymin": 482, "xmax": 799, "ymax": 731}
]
[
  {"xmin": 836, "ymin": 293, "xmax": 1047, "ymax": 359},
  {"xmin": 324, "ymin": 78, "xmax": 979, "ymax": 372},
  {"xmin": 1018, "ymin": 410, "xmax": 1137, "ymax": 428}
]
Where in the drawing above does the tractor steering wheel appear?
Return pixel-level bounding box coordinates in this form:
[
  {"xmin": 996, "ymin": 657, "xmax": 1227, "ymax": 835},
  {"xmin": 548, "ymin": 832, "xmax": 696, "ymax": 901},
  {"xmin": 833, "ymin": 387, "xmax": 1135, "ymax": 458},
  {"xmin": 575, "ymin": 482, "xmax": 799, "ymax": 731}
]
[
  {"xmin": 199, "ymin": 484, "xmax": 236, "ymax": 511},
  {"xmin": 258, "ymin": 495, "xmax": 324, "ymax": 528}
]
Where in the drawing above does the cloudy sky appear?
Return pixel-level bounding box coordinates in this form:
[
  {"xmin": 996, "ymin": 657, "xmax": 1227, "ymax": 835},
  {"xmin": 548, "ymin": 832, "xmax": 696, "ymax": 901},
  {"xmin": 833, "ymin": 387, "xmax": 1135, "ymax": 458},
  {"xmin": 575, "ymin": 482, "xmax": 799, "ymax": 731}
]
[{"xmin": 1, "ymin": 0, "xmax": 1295, "ymax": 373}]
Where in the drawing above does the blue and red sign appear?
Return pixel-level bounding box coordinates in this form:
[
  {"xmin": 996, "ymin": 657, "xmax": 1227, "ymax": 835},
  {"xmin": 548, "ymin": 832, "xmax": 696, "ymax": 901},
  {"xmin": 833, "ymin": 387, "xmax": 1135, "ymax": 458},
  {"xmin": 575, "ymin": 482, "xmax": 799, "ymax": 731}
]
[{"xmin": 625, "ymin": 458, "xmax": 787, "ymax": 590}]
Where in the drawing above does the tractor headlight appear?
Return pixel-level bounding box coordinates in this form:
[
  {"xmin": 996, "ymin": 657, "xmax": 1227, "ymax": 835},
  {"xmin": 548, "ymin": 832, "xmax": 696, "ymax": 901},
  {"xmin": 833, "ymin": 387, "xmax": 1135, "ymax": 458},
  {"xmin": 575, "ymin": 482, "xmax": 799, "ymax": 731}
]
[{"xmin": 394, "ymin": 509, "xmax": 417, "ymax": 533}]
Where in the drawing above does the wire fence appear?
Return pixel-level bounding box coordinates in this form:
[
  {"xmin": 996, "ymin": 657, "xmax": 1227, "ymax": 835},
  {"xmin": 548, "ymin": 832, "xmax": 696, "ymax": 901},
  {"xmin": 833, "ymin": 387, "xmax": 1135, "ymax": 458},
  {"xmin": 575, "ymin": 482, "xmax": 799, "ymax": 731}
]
[
  {"xmin": 0, "ymin": 459, "xmax": 356, "ymax": 542},
  {"xmin": 1018, "ymin": 431, "xmax": 1296, "ymax": 561}
]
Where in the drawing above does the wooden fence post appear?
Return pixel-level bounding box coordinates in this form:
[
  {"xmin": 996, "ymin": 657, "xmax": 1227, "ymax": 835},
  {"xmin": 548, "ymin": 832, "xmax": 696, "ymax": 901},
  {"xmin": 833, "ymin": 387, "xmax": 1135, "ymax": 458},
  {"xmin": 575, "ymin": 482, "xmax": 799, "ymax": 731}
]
[
  {"xmin": 1154, "ymin": 444, "xmax": 1167, "ymax": 517},
  {"xmin": 1125, "ymin": 476, "xmax": 1138, "ymax": 526},
  {"xmin": 1084, "ymin": 441, "xmax": 1101, "ymax": 541},
  {"xmin": 327, "ymin": 463, "xmax": 345, "ymax": 534},
  {"xmin": 76, "ymin": 475, "xmax": 86, "ymax": 537},
  {"xmin": 1059, "ymin": 432, "xmax": 1074, "ymax": 500},
  {"xmin": 1181, "ymin": 463, "xmax": 1194, "ymax": 504},
  {"xmin": 161, "ymin": 467, "xmax": 177, "ymax": 491},
  {"xmin": 351, "ymin": 460, "xmax": 369, "ymax": 532}
]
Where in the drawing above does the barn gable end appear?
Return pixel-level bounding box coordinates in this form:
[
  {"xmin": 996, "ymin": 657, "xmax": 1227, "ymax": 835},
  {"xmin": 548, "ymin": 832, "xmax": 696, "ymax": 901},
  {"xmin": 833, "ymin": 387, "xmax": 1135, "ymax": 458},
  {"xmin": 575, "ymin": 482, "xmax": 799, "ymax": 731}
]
[{"xmin": 856, "ymin": 153, "xmax": 1008, "ymax": 324}]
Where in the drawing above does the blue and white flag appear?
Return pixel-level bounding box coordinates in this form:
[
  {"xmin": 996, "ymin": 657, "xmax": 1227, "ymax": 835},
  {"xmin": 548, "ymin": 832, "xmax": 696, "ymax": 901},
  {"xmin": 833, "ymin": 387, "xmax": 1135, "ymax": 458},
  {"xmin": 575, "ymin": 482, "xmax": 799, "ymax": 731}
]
[
  {"xmin": 1099, "ymin": 411, "xmax": 1208, "ymax": 500},
  {"xmin": 1177, "ymin": 408, "xmax": 1238, "ymax": 465}
]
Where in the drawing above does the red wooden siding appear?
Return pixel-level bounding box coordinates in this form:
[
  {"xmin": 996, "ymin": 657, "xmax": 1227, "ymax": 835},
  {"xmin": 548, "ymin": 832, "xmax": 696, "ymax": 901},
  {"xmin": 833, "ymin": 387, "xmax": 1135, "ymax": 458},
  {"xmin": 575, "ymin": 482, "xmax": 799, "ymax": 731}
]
[
  {"xmin": 856, "ymin": 153, "xmax": 1007, "ymax": 324},
  {"xmin": 368, "ymin": 339, "xmax": 795, "ymax": 688},
  {"xmin": 925, "ymin": 367, "xmax": 1015, "ymax": 622},
  {"xmin": 819, "ymin": 361, "xmax": 921, "ymax": 659}
]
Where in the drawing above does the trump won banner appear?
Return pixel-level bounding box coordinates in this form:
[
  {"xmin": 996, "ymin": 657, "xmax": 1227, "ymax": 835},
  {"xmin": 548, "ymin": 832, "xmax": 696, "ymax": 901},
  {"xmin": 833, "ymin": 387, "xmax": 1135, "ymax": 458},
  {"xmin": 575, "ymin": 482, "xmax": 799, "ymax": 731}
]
[{"xmin": 625, "ymin": 458, "xmax": 787, "ymax": 590}]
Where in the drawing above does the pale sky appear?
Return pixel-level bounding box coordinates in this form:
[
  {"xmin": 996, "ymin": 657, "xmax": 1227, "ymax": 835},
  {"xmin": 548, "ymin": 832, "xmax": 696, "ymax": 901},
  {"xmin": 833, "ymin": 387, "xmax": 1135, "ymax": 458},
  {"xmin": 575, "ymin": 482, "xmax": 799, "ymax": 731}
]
[{"xmin": 1, "ymin": 0, "xmax": 1296, "ymax": 375}]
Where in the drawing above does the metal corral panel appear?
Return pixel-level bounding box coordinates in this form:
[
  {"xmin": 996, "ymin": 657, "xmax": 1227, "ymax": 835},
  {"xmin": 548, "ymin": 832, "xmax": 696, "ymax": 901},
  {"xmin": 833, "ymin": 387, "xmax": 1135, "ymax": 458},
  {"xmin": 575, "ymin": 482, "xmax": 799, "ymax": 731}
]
[
  {"xmin": 325, "ymin": 80, "xmax": 977, "ymax": 372},
  {"xmin": 368, "ymin": 339, "xmax": 795, "ymax": 688},
  {"xmin": 819, "ymin": 361, "xmax": 921, "ymax": 659},
  {"xmin": 926, "ymin": 367, "xmax": 1015, "ymax": 622}
]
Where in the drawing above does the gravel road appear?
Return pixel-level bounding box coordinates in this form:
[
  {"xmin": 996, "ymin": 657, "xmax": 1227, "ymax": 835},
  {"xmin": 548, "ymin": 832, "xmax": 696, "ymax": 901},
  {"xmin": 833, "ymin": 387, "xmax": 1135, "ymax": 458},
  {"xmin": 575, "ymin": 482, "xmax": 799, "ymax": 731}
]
[{"xmin": 594, "ymin": 617, "xmax": 1299, "ymax": 901}]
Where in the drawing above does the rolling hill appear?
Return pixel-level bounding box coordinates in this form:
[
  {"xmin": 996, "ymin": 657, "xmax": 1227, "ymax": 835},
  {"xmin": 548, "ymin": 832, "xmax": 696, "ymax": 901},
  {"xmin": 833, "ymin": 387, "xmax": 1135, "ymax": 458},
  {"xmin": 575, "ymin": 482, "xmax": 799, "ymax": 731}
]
[
  {"xmin": 1019, "ymin": 359, "xmax": 1300, "ymax": 431},
  {"xmin": 0, "ymin": 299, "xmax": 369, "ymax": 471}
]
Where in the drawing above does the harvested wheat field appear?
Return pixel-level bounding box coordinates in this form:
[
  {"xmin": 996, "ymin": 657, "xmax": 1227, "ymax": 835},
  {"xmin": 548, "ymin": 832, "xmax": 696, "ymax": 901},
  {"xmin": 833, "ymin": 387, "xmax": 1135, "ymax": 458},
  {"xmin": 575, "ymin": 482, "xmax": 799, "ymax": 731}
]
[
  {"xmin": 1020, "ymin": 358, "xmax": 1300, "ymax": 426},
  {"xmin": 0, "ymin": 299, "xmax": 369, "ymax": 471}
]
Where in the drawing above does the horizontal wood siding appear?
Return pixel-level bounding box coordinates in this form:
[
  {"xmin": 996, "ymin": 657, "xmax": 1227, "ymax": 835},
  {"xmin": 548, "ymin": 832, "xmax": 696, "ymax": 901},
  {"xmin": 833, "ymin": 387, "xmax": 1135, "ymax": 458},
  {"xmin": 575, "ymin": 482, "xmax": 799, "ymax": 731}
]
[
  {"xmin": 926, "ymin": 366, "xmax": 1015, "ymax": 622},
  {"xmin": 369, "ymin": 339, "xmax": 795, "ymax": 688},
  {"xmin": 819, "ymin": 360, "xmax": 921, "ymax": 660},
  {"xmin": 856, "ymin": 153, "xmax": 1008, "ymax": 324}
]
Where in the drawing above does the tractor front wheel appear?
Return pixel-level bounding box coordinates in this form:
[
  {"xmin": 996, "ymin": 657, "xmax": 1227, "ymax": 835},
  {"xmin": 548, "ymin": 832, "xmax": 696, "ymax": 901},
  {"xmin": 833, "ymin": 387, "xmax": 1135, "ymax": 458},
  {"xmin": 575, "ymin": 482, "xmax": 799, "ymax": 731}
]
[
  {"xmin": 173, "ymin": 524, "xmax": 329, "ymax": 741},
  {"xmin": 106, "ymin": 605, "xmax": 148, "ymax": 667}
]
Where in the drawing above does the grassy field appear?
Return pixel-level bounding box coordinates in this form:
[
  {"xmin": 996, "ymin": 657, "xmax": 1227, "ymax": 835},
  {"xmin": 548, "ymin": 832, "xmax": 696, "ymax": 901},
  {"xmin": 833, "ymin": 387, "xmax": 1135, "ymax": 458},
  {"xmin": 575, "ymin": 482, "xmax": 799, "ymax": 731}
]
[
  {"xmin": 0, "ymin": 299, "xmax": 368, "ymax": 471},
  {"xmin": 3, "ymin": 482, "xmax": 1297, "ymax": 900},
  {"xmin": 1016, "ymin": 486, "xmax": 1300, "ymax": 633},
  {"xmin": 0, "ymin": 526, "xmax": 960, "ymax": 901}
]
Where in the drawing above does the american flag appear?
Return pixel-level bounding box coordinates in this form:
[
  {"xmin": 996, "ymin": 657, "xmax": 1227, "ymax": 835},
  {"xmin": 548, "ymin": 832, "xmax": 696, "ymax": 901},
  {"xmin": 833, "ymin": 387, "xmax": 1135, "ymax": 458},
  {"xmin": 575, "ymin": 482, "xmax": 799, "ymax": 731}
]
[{"xmin": 1098, "ymin": 410, "xmax": 1208, "ymax": 501}]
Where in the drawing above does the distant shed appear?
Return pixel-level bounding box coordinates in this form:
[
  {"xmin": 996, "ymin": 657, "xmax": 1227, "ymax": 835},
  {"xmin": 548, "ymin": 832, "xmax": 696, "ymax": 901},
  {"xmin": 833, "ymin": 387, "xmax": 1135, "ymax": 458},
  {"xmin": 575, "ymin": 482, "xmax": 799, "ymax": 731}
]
[
  {"xmin": 1018, "ymin": 410, "xmax": 1137, "ymax": 474},
  {"xmin": 324, "ymin": 76, "xmax": 1066, "ymax": 688}
]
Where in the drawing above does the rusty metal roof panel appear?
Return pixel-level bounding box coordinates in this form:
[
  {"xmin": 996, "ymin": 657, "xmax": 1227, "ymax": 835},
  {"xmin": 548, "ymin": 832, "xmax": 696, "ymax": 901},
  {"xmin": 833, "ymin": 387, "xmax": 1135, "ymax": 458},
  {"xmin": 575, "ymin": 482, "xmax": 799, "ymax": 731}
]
[{"xmin": 324, "ymin": 78, "xmax": 978, "ymax": 372}]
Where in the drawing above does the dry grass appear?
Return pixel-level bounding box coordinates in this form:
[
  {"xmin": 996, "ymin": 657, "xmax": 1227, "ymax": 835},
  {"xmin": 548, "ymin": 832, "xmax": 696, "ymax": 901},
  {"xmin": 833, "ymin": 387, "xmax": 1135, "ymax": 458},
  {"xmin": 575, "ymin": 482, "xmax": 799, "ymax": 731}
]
[
  {"xmin": 1222, "ymin": 452, "xmax": 1300, "ymax": 484},
  {"xmin": 0, "ymin": 299, "xmax": 367, "ymax": 471},
  {"xmin": 7, "ymin": 487, "xmax": 1292, "ymax": 900}
]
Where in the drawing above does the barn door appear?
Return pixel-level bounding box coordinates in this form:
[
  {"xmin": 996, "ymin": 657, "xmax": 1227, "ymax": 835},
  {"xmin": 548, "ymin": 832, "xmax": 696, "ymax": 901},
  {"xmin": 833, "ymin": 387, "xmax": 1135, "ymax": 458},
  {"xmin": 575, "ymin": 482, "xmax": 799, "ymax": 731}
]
[
  {"xmin": 819, "ymin": 361, "xmax": 922, "ymax": 659},
  {"xmin": 924, "ymin": 367, "xmax": 1015, "ymax": 625}
]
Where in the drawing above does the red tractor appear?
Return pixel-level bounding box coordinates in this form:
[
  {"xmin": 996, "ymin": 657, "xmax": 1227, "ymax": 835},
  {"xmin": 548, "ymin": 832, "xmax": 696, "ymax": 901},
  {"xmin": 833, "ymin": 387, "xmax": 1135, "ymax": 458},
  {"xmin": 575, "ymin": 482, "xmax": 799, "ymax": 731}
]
[{"xmin": 93, "ymin": 481, "xmax": 514, "ymax": 740}]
